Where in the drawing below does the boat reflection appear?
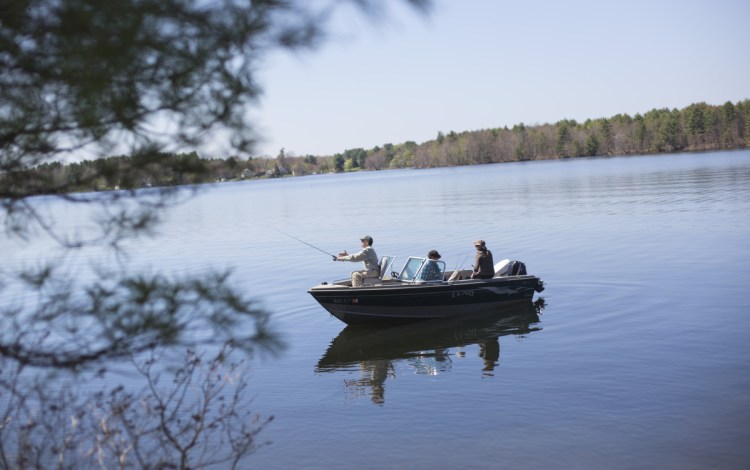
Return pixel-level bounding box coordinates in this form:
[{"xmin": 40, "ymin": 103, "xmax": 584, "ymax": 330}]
[{"xmin": 315, "ymin": 298, "xmax": 545, "ymax": 404}]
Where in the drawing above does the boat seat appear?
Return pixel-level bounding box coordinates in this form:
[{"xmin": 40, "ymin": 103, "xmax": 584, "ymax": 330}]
[
  {"xmin": 360, "ymin": 255, "xmax": 394, "ymax": 286},
  {"xmin": 377, "ymin": 255, "xmax": 395, "ymax": 280},
  {"xmin": 447, "ymin": 269, "xmax": 472, "ymax": 281}
]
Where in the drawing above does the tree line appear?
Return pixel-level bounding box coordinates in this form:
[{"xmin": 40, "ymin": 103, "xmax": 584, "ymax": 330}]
[
  {"xmin": 323, "ymin": 100, "xmax": 749, "ymax": 170},
  {"xmin": 7, "ymin": 99, "xmax": 749, "ymax": 194}
]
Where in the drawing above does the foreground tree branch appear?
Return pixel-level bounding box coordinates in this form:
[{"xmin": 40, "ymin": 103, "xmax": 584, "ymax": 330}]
[
  {"xmin": 0, "ymin": 268, "xmax": 284, "ymax": 370},
  {"xmin": 0, "ymin": 345, "xmax": 271, "ymax": 469}
]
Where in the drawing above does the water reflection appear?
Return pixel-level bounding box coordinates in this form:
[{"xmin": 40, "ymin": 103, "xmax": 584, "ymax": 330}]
[{"xmin": 316, "ymin": 299, "xmax": 545, "ymax": 404}]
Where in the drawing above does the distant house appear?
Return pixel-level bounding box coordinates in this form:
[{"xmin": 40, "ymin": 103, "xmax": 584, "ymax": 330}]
[{"xmin": 267, "ymin": 165, "xmax": 288, "ymax": 178}]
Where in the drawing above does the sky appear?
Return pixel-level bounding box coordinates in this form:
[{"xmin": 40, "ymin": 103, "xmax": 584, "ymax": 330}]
[{"xmin": 250, "ymin": 0, "xmax": 750, "ymax": 158}]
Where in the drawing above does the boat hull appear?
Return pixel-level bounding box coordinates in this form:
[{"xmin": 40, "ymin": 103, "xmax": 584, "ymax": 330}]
[{"xmin": 308, "ymin": 275, "xmax": 541, "ymax": 324}]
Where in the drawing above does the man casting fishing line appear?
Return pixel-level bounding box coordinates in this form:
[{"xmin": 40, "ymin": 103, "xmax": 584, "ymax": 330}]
[
  {"xmin": 271, "ymin": 227, "xmax": 379, "ymax": 287},
  {"xmin": 335, "ymin": 235, "xmax": 379, "ymax": 287}
]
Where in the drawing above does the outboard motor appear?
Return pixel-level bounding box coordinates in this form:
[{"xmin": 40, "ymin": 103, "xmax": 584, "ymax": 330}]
[
  {"xmin": 510, "ymin": 261, "xmax": 527, "ymax": 275},
  {"xmin": 496, "ymin": 260, "xmax": 527, "ymax": 276}
]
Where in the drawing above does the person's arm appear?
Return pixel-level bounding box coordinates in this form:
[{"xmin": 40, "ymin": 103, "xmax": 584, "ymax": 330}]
[{"xmin": 341, "ymin": 249, "xmax": 365, "ymax": 262}]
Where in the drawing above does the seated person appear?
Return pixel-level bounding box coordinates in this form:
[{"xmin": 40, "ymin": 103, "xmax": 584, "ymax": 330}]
[
  {"xmin": 335, "ymin": 235, "xmax": 379, "ymax": 287},
  {"xmin": 420, "ymin": 250, "xmax": 444, "ymax": 281},
  {"xmin": 471, "ymin": 239, "xmax": 494, "ymax": 279}
]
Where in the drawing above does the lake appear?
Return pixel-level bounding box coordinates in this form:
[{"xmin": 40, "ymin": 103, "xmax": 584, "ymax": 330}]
[{"xmin": 4, "ymin": 150, "xmax": 750, "ymax": 468}]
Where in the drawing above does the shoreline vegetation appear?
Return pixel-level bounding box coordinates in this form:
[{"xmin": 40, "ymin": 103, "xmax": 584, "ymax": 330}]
[{"xmin": 12, "ymin": 100, "xmax": 750, "ymax": 194}]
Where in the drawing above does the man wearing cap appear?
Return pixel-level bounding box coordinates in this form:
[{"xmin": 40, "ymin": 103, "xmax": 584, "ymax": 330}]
[
  {"xmin": 471, "ymin": 240, "xmax": 494, "ymax": 279},
  {"xmin": 419, "ymin": 249, "xmax": 443, "ymax": 281},
  {"xmin": 335, "ymin": 235, "xmax": 380, "ymax": 287}
]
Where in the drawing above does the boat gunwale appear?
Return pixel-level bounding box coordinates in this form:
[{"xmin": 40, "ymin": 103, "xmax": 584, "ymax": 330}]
[{"xmin": 307, "ymin": 274, "xmax": 540, "ymax": 294}]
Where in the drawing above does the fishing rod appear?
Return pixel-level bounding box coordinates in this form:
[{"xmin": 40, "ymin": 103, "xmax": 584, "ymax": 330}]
[
  {"xmin": 270, "ymin": 226, "xmax": 338, "ymax": 260},
  {"xmin": 455, "ymin": 254, "xmax": 469, "ymax": 271}
]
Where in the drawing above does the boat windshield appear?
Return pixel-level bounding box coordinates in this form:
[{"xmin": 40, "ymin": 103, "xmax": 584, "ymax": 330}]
[{"xmin": 397, "ymin": 257, "xmax": 446, "ymax": 282}]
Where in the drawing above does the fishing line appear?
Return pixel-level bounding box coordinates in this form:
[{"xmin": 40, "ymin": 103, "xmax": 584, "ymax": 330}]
[
  {"xmin": 456, "ymin": 254, "xmax": 469, "ymax": 271},
  {"xmin": 268, "ymin": 226, "xmax": 338, "ymax": 259}
]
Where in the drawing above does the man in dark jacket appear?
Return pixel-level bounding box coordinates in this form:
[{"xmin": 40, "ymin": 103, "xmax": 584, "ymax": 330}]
[{"xmin": 471, "ymin": 239, "xmax": 494, "ymax": 279}]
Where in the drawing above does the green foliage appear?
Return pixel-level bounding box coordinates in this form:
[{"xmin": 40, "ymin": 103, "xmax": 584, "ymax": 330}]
[
  {"xmin": 556, "ymin": 122, "xmax": 571, "ymax": 157},
  {"xmin": 514, "ymin": 143, "xmax": 527, "ymax": 161},
  {"xmin": 585, "ymin": 134, "xmax": 600, "ymax": 156},
  {"xmin": 601, "ymin": 119, "xmax": 613, "ymax": 154},
  {"xmin": 388, "ymin": 141, "xmax": 418, "ymax": 168},
  {"xmin": 383, "ymin": 143, "xmax": 396, "ymax": 166},
  {"xmin": 342, "ymin": 148, "xmax": 367, "ymax": 168},
  {"xmin": 686, "ymin": 102, "xmax": 707, "ymax": 136},
  {"xmin": 333, "ymin": 154, "xmax": 345, "ymax": 172}
]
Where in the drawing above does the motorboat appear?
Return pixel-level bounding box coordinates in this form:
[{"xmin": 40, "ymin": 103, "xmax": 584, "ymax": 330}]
[{"xmin": 308, "ymin": 255, "xmax": 545, "ymax": 325}]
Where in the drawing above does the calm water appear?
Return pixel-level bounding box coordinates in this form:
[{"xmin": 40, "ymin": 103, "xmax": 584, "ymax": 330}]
[{"xmin": 4, "ymin": 150, "xmax": 750, "ymax": 468}]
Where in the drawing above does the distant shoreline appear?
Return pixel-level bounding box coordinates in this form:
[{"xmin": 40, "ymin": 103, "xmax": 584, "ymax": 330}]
[{"xmin": 11, "ymin": 100, "xmax": 749, "ymax": 195}]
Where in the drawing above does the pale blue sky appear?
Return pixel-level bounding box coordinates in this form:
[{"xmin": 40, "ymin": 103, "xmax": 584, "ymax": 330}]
[{"xmin": 252, "ymin": 0, "xmax": 750, "ymax": 157}]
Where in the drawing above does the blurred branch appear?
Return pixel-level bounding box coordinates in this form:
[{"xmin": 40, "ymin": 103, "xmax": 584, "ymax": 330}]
[
  {"xmin": 0, "ymin": 269, "xmax": 284, "ymax": 370},
  {"xmin": 0, "ymin": 345, "xmax": 271, "ymax": 468}
]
